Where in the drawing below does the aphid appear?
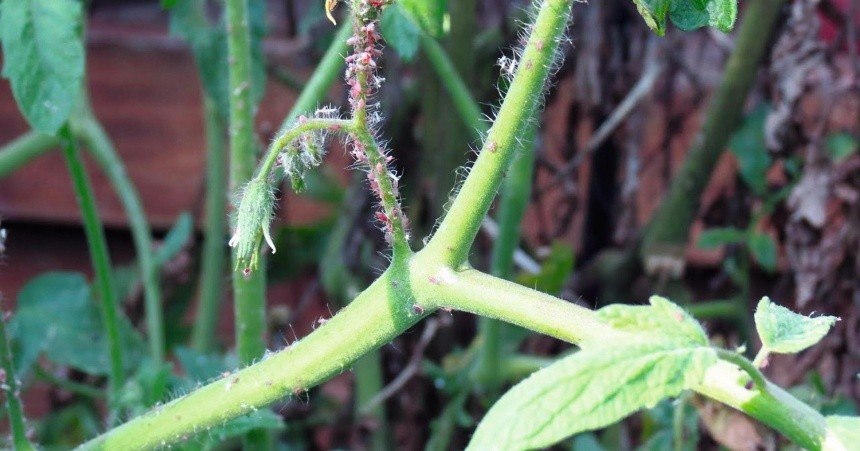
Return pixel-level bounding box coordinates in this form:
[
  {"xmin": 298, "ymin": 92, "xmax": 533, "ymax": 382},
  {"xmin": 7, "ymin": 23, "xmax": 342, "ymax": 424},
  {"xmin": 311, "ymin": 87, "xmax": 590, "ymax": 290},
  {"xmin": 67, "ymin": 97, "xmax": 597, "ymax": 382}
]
[{"xmin": 497, "ymin": 56, "xmax": 518, "ymax": 77}]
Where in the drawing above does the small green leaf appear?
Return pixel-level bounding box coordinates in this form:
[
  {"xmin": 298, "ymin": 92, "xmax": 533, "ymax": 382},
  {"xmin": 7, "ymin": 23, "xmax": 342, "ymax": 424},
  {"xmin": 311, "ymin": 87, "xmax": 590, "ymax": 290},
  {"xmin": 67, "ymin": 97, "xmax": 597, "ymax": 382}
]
[
  {"xmin": 826, "ymin": 133, "xmax": 858, "ymax": 161},
  {"xmin": 705, "ymin": 0, "xmax": 737, "ymax": 32},
  {"xmin": 155, "ymin": 212, "xmax": 193, "ymax": 268},
  {"xmin": 516, "ymin": 242, "xmax": 575, "ymax": 294},
  {"xmin": 468, "ymin": 343, "xmax": 717, "ymax": 450},
  {"xmin": 380, "ymin": 4, "xmax": 421, "ymax": 62},
  {"xmin": 729, "ymin": 106, "xmax": 771, "ymax": 196},
  {"xmin": 632, "ymin": 0, "xmax": 670, "ymax": 35},
  {"xmin": 399, "ymin": 0, "xmax": 445, "ymax": 37},
  {"xmin": 597, "ymin": 296, "xmax": 708, "ymax": 346},
  {"xmin": 0, "ymin": 0, "xmax": 85, "ymax": 134},
  {"xmin": 697, "ymin": 227, "xmax": 744, "ymax": 249},
  {"xmin": 754, "ymin": 297, "xmax": 838, "ymax": 355},
  {"xmin": 824, "ymin": 416, "xmax": 860, "ymax": 449},
  {"xmin": 747, "ymin": 232, "xmax": 777, "ymax": 272},
  {"xmin": 9, "ymin": 273, "xmax": 145, "ymax": 376},
  {"xmin": 668, "ymin": 0, "xmax": 737, "ymax": 33}
]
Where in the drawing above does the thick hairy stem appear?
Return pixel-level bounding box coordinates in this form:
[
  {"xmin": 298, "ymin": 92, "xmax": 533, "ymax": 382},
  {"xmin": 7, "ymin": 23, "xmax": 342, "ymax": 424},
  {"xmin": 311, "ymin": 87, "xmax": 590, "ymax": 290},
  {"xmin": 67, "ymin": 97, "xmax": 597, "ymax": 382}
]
[
  {"xmin": 422, "ymin": 0, "xmax": 571, "ymax": 267},
  {"xmin": 77, "ymin": 269, "xmax": 421, "ymax": 450},
  {"xmin": 59, "ymin": 127, "xmax": 124, "ymax": 419},
  {"xmin": 640, "ymin": 0, "xmax": 788, "ymax": 264},
  {"xmin": 226, "ymin": 0, "xmax": 266, "ymax": 366}
]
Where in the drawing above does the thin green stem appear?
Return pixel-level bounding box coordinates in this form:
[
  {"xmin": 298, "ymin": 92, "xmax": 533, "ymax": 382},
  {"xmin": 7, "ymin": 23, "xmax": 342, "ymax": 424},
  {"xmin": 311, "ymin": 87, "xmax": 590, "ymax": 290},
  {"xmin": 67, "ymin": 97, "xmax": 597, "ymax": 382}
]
[
  {"xmin": 191, "ymin": 97, "xmax": 228, "ymax": 353},
  {"xmin": 688, "ymin": 299, "xmax": 743, "ymax": 320},
  {"xmin": 262, "ymin": 118, "xmax": 354, "ymax": 178},
  {"xmin": 716, "ymin": 349, "xmax": 767, "ymax": 391},
  {"xmin": 423, "ymin": 0, "xmax": 571, "ymax": 267},
  {"xmin": 59, "ymin": 126, "xmax": 124, "ymax": 419},
  {"xmin": 226, "ymin": 0, "xmax": 266, "ymax": 366},
  {"xmin": 752, "ymin": 349, "xmax": 770, "ymax": 368},
  {"xmin": 0, "ymin": 131, "xmax": 58, "ymax": 179},
  {"xmin": 73, "ymin": 102, "xmax": 165, "ymax": 366},
  {"xmin": 280, "ymin": 19, "xmax": 352, "ymax": 126},
  {"xmin": 476, "ymin": 124, "xmax": 538, "ymax": 392},
  {"xmin": 640, "ymin": 0, "xmax": 788, "ymax": 260},
  {"xmin": 33, "ymin": 366, "xmax": 104, "ymax": 399},
  {"xmin": 351, "ymin": 129, "xmax": 412, "ymax": 260},
  {"xmin": 419, "ymin": 33, "xmax": 486, "ymax": 136},
  {"xmin": 0, "ymin": 298, "xmax": 36, "ymax": 451}
]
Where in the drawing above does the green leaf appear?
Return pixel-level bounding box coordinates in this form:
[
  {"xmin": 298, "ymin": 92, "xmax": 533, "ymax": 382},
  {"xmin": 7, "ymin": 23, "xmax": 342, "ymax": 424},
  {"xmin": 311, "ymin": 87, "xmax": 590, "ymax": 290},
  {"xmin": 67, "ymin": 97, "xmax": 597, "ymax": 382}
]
[
  {"xmin": 697, "ymin": 227, "xmax": 744, "ymax": 249},
  {"xmin": 515, "ymin": 242, "xmax": 575, "ymax": 294},
  {"xmin": 632, "ymin": 0, "xmax": 670, "ymax": 35},
  {"xmin": 155, "ymin": 212, "xmax": 194, "ymax": 267},
  {"xmin": 9, "ymin": 273, "xmax": 145, "ymax": 376},
  {"xmin": 746, "ymin": 232, "xmax": 777, "ymax": 272},
  {"xmin": 729, "ymin": 106, "xmax": 771, "ymax": 196},
  {"xmin": 399, "ymin": 0, "xmax": 446, "ymax": 37},
  {"xmin": 826, "ymin": 133, "xmax": 858, "ymax": 161},
  {"xmin": 668, "ymin": 0, "xmax": 737, "ymax": 33},
  {"xmin": 468, "ymin": 343, "xmax": 717, "ymax": 450},
  {"xmin": 380, "ymin": 4, "xmax": 421, "ymax": 62},
  {"xmin": 597, "ymin": 296, "xmax": 708, "ymax": 346},
  {"xmin": 754, "ymin": 297, "xmax": 838, "ymax": 355},
  {"xmin": 175, "ymin": 346, "xmax": 231, "ymax": 384},
  {"xmin": 824, "ymin": 416, "xmax": 860, "ymax": 449},
  {"xmin": 0, "ymin": 0, "xmax": 84, "ymax": 134}
]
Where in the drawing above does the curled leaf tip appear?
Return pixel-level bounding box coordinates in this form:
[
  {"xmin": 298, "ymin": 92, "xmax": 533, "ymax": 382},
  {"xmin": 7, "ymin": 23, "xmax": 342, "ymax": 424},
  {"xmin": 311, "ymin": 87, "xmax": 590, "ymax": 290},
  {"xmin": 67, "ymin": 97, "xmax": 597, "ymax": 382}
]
[{"xmin": 325, "ymin": 0, "xmax": 338, "ymax": 25}]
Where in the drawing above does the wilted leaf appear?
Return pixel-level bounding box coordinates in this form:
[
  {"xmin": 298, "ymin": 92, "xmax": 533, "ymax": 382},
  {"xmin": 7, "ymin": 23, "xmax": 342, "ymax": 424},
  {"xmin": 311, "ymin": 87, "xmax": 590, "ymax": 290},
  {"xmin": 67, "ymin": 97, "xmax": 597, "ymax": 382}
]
[
  {"xmin": 468, "ymin": 343, "xmax": 717, "ymax": 450},
  {"xmin": 0, "ymin": 0, "xmax": 84, "ymax": 134},
  {"xmin": 597, "ymin": 296, "xmax": 709, "ymax": 346},
  {"xmin": 754, "ymin": 297, "xmax": 838, "ymax": 355}
]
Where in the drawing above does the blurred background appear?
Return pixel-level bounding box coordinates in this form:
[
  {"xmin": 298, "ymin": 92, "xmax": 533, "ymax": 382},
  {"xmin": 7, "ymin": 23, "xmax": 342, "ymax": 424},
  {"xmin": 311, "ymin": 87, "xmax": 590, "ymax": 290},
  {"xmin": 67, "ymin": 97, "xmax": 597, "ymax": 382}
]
[{"xmin": 0, "ymin": 0, "xmax": 858, "ymax": 448}]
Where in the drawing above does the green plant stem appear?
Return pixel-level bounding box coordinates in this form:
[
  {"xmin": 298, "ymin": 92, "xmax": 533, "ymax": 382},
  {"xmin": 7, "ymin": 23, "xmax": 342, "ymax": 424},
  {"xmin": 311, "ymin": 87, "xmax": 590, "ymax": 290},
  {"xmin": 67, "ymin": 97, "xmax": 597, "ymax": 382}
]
[
  {"xmin": 0, "ymin": 298, "xmax": 36, "ymax": 451},
  {"xmin": 476, "ymin": 125, "xmax": 538, "ymax": 392},
  {"xmin": 280, "ymin": 19, "xmax": 352, "ymax": 126},
  {"xmin": 422, "ymin": 0, "xmax": 571, "ymax": 267},
  {"xmin": 79, "ymin": 262, "xmax": 832, "ymax": 450},
  {"xmin": 78, "ymin": 269, "xmax": 420, "ymax": 450},
  {"xmin": 688, "ymin": 299, "xmax": 743, "ymax": 319},
  {"xmin": 77, "ymin": 1, "xmax": 834, "ymax": 448},
  {"xmin": 0, "ymin": 131, "xmax": 58, "ymax": 179},
  {"xmin": 716, "ymin": 349, "xmax": 767, "ymax": 391},
  {"xmin": 354, "ymin": 350, "xmax": 390, "ymax": 450},
  {"xmin": 419, "ymin": 34, "xmax": 486, "ymax": 136},
  {"xmin": 640, "ymin": 0, "xmax": 788, "ymax": 261},
  {"xmin": 500, "ymin": 354, "xmax": 555, "ymax": 382},
  {"xmin": 191, "ymin": 97, "xmax": 228, "ymax": 353},
  {"xmin": 33, "ymin": 366, "xmax": 104, "ymax": 399},
  {"xmin": 73, "ymin": 101, "xmax": 165, "ymax": 366},
  {"xmin": 226, "ymin": 0, "xmax": 266, "ymax": 366},
  {"xmin": 59, "ymin": 126, "xmax": 124, "ymax": 418},
  {"xmin": 263, "ymin": 118, "xmax": 354, "ymax": 177}
]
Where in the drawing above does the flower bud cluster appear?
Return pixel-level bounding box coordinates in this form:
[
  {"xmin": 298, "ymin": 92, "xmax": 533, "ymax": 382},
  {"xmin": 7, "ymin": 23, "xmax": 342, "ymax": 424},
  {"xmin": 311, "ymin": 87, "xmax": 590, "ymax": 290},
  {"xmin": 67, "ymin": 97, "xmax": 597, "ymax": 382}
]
[
  {"xmin": 278, "ymin": 107, "xmax": 339, "ymax": 192},
  {"xmin": 229, "ymin": 177, "xmax": 277, "ymax": 275}
]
